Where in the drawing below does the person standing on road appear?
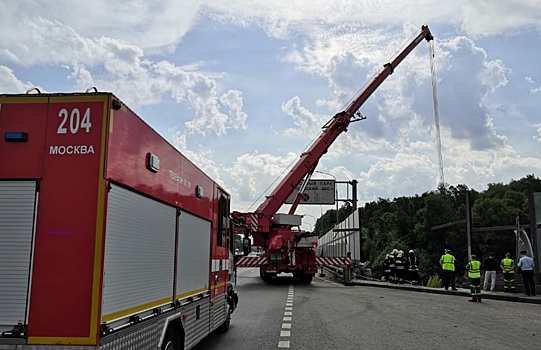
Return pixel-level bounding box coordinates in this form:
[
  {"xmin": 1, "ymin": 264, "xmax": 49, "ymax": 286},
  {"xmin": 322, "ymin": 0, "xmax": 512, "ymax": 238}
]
[
  {"xmin": 482, "ymin": 252, "xmax": 498, "ymax": 292},
  {"xmin": 407, "ymin": 249, "xmax": 421, "ymax": 285},
  {"xmin": 388, "ymin": 249, "xmax": 398, "ymax": 284},
  {"xmin": 500, "ymin": 253, "xmax": 516, "ymax": 293},
  {"xmin": 395, "ymin": 250, "xmax": 406, "ymax": 284},
  {"xmin": 517, "ymin": 250, "xmax": 536, "ymax": 297},
  {"xmin": 466, "ymin": 254, "xmax": 482, "ymax": 302},
  {"xmin": 440, "ymin": 249, "xmax": 458, "ymax": 291},
  {"xmin": 382, "ymin": 254, "xmax": 392, "ymax": 282}
]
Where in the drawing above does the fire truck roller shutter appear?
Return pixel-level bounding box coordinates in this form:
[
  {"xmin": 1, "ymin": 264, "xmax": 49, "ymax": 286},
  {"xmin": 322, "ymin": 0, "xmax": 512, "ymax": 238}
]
[
  {"xmin": 176, "ymin": 210, "xmax": 211, "ymax": 297},
  {"xmin": 0, "ymin": 181, "xmax": 37, "ymax": 334},
  {"xmin": 102, "ymin": 184, "xmax": 177, "ymax": 323}
]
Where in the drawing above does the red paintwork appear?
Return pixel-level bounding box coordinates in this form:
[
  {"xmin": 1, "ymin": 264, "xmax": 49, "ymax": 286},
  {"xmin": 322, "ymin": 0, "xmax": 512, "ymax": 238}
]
[
  {"xmin": 106, "ymin": 105, "xmax": 215, "ymax": 221},
  {"xmin": 26, "ymin": 97, "xmax": 105, "ymax": 338},
  {"xmin": 0, "ymin": 98, "xmax": 48, "ymax": 178}
]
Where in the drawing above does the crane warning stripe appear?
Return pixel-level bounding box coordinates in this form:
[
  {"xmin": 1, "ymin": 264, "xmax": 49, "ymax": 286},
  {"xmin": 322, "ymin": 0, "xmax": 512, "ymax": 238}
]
[
  {"xmin": 316, "ymin": 257, "xmax": 351, "ymax": 266},
  {"xmin": 235, "ymin": 256, "xmax": 267, "ymax": 267},
  {"xmin": 235, "ymin": 256, "xmax": 351, "ymax": 267}
]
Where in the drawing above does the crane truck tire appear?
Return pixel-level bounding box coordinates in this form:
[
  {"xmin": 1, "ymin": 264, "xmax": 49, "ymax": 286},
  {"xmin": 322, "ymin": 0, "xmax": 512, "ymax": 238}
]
[{"xmin": 259, "ymin": 265, "xmax": 274, "ymax": 282}]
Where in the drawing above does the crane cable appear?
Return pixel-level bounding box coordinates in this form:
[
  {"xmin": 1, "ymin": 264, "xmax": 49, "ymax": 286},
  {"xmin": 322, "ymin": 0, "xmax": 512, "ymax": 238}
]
[{"xmin": 429, "ymin": 40, "xmax": 445, "ymax": 186}]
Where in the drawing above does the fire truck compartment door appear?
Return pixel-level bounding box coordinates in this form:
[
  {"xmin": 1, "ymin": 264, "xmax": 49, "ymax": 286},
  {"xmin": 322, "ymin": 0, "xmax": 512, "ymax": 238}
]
[
  {"xmin": 176, "ymin": 210, "xmax": 211, "ymax": 297},
  {"xmin": 102, "ymin": 183, "xmax": 177, "ymax": 322},
  {"xmin": 0, "ymin": 181, "xmax": 37, "ymax": 334}
]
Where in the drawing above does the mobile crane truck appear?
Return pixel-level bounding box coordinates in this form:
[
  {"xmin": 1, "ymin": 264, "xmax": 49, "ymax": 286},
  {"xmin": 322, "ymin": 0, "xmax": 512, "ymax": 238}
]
[{"xmin": 232, "ymin": 25, "xmax": 433, "ymax": 283}]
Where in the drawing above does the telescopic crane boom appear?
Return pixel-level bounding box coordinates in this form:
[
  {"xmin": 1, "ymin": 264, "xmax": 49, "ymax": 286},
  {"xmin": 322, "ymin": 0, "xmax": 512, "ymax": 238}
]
[{"xmin": 233, "ymin": 25, "xmax": 433, "ymax": 283}]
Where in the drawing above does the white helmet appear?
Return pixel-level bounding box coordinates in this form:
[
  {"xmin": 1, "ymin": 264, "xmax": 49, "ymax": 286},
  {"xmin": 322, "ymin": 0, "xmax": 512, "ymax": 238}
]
[
  {"xmin": 409, "ymin": 249, "xmax": 415, "ymax": 253},
  {"xmin": 397, "ymin": 250, "xmax": 404, "ymax": 257},
  {"xmin": 391, "ymin": 249, "xmax": 398, "ymax": 255}
]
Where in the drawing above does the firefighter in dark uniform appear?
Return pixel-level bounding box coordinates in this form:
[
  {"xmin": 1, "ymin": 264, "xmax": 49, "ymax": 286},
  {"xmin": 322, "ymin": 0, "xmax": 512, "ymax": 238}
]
[
  {"xmin": 500, "ymin": 253, "xmax": 516, "ymax": 293},
  {"xmin": 466, "ymin": 254, "xmax": 482, "ymax": 302},
  {"xmin": 406, "ymin": 249, "xmax": 420, "ymax": 285},
  {"xmin": 395, "ymin": 250, "xmax": 406, "ymax": 284},
  {"xmin": 382, "ymin": 254, "xmax": 392, "ymax": 282},
  {"xmin": 388, "ymin": 249, "xmax": 398, "ymax": 283}
]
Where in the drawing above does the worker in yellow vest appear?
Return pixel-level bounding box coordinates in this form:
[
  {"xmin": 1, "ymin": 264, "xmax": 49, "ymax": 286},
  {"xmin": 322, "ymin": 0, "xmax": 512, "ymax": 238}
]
[
  {"xmin": 500, "ymin": 253, "xmax": 516, "ymax": 293},
  {"xmin": 439, "ymin": 249, "xmax": 458, "ymax": 291},
  {"xmin": 466, "ymin": 254, "xmax": 482, "ymax": 302}
]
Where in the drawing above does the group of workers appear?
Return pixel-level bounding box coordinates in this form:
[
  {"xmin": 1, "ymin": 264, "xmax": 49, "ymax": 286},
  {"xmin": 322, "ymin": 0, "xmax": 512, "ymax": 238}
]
[
  {"xmin": 382, "ymin": 249, "xmax": 420, "ymax": 285},
  {"xmin": 381, "ymin": 247, "xmax": 537, "ymax": 301},
  {"xmin": 440, "ymin": 249, "xmax": 537, "ymax": 302}
]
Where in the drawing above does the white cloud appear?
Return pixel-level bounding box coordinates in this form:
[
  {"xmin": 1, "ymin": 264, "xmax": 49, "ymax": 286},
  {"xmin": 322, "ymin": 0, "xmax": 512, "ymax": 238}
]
[
  {"xmin": 0, "ymin": 66, "xmax": 38, "ymax": 93},
  {"xmin": 531, "ymin": 86, "xmax": 541, "ymax": 94},
  {"xmin": 220, "ymin": 90, "xmax": 248, "ymax": 130},
  {"xmin": 535, "ymin": 124, "xmax": 541, "ymax": 142},
  {"xmin": 228, "ymin": 151, "xmax": 299, "ymax": 210},
  {"xmin": 282, "ymin": 96, "xmax": 326, "ymax": 137}
]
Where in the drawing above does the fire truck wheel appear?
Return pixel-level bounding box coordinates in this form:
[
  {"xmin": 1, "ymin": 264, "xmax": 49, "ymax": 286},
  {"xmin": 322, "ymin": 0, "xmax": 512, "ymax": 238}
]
[
  {"xmin": 217, "ymin": 304, "xmax": 231, "ymax": 333},
  {"xmin": 162, "ymin": 328, "xmax": 181, "ymax": 350}
]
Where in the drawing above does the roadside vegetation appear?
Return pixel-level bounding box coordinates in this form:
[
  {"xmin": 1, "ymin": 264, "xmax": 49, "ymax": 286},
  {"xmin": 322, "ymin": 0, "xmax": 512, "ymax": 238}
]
[{"xmin": 315, "ymin": 174, "xmax": 541, "ymax": 284}]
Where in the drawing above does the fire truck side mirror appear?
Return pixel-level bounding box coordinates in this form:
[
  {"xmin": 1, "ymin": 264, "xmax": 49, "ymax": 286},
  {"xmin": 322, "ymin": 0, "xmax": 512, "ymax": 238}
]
[{"xmin": 242, "ymin": 238, "xmax": 251, "ymax": 256}]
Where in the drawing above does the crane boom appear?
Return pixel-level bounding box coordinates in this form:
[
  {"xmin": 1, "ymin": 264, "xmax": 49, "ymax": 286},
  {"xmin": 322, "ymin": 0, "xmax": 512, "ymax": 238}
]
[{"xmin": 254, "ymin": 25, "xmax": 433, "ymax": 224}]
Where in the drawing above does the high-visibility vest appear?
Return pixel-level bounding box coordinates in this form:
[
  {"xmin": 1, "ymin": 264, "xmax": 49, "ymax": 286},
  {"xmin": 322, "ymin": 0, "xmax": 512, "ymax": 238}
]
[
  {"xmin": 395, "ymin": 256, "xmax": 405, "ymax": 270},
  {"xmin": 388, "ymin": 254, "xmax": 396, "ymax": 268},
  {"xmin": 441, "ymin": 254, "xmax": 455, "ymax": 271},
  {"xmin": 467, "ymin": 260, "xmax": 481, "ymax": 278},
  {"xmin": 501, "ymin": 258, "xmax": 515, "ymax": 273}
]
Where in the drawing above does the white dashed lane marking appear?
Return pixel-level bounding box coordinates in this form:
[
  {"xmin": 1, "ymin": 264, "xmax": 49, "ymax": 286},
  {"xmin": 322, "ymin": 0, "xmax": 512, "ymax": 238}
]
[{"xmin": 277, "ymin": 285, "xmax": 294, "ymax": 348}]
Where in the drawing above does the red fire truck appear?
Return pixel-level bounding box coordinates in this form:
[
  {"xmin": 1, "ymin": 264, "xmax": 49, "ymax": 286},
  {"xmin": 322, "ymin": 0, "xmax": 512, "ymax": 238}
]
[
  {"xmin": 0, "ymin": 92, "xmax": 237, "ymax": 349},
  {"xmin": 232, "ymin": 25, "xmax": 433, "ymax": 283}
]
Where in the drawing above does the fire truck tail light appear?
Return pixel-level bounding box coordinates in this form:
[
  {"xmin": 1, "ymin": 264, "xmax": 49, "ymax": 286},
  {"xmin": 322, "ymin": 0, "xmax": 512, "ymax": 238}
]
[{"xmin": 5, "ymin": 132, "xmax": 28, "ymax": 142}]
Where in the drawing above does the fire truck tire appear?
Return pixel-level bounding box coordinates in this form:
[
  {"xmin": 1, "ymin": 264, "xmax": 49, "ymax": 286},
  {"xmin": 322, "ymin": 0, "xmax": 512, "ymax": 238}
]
[
  {"xmin": 162, "ymin": 328, "xmax": 182, "ymax": 350},
  {"xmin": 217, "ymin": 304, "xmax": 231, "ymax": 333}
]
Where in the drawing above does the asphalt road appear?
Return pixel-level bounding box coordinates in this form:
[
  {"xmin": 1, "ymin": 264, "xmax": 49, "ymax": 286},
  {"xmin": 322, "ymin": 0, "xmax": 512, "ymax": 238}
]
[{"xmin": 193, "ymin": 268, "xmax": 541, "ymax": 350}]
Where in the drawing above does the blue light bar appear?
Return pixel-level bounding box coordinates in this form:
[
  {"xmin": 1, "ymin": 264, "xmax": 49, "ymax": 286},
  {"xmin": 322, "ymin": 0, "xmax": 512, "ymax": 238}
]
[{"xmin": 4, "ymin": 132, "xmax": 28, "ymax": 142}]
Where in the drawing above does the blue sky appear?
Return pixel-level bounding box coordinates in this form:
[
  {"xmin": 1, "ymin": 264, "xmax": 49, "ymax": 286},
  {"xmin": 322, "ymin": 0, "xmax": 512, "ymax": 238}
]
[{"xmin": 1, "ymin": 1, "xmax": 541, "ymax": 227}]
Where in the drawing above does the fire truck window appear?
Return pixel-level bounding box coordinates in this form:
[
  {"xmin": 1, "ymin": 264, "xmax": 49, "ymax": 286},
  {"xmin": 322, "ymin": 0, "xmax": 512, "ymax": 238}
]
[{"xmin": 217, "ymin": 195, "xmax": 228, "ymax": 247}]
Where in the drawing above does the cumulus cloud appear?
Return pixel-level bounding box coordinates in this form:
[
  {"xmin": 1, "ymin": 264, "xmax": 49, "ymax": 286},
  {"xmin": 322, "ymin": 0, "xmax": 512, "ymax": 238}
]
[
  {"xmin": 0, "ymin": 66, "xmax": 39, "ymax": 93},
  {"xmin": 282, "ymin": 96, "xmax": 326, "ymax": 137},
  {"xmin": 358, "ymin": 152, "xmax": 436, "ymax": 201},
  {"xmin": 0, "ymin": 13, "xmax": 249, "ymax": 136},
  {"xmin": 436, "ymin": 36, "xmax": 508, "ymax": 150},
  {"xmin": 228, "ymin": 151, "xmax": 299, "ymax": 208}
]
